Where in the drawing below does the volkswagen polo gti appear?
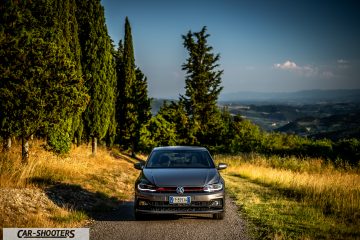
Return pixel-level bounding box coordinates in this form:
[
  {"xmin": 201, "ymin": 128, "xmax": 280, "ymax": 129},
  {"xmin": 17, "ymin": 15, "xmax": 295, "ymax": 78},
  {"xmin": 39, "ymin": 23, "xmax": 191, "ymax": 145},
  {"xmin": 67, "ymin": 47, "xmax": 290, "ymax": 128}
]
[{"xmin": 134, "ymin": 146, "xmax": 227, "ymax": 220}]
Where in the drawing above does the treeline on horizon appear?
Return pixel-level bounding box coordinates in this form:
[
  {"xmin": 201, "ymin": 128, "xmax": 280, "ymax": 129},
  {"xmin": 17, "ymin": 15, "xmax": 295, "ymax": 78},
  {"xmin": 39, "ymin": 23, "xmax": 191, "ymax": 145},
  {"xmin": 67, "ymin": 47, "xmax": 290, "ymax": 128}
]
[{"xmin": 0, "ymin": 0, "xmax": 358, "ymax": 167}]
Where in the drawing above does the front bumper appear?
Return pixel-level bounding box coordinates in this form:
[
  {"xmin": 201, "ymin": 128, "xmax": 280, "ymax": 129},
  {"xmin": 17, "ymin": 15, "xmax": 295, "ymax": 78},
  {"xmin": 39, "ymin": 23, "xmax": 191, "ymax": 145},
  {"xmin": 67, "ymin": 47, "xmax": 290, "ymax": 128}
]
[{"xmin": 134, "ymin": 190, "xmax": 225, "ymax": 214}]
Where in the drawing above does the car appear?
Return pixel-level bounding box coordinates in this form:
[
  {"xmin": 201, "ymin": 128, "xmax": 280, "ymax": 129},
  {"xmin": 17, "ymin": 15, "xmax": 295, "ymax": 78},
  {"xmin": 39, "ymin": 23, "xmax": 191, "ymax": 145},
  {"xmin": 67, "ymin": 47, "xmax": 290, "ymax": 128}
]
[{"xmin": 133, "ymin": 146, "xmax": 227, "ymax": 220}]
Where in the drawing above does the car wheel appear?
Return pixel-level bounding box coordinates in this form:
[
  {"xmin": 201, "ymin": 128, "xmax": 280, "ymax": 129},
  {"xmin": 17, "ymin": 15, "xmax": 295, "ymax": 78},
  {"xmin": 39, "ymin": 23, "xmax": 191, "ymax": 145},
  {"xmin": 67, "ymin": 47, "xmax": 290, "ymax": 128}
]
[{"xmin": 213, "ymin": 212, "xmax": 224, "ymax": 220}]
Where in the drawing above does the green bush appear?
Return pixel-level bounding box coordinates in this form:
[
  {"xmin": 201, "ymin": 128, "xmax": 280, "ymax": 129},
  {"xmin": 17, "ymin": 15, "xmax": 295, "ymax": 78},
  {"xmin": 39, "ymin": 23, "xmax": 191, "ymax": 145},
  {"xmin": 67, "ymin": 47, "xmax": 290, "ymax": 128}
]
[
  {"xmin": 229, "ymin": 120, "xmax": 264, "ymax": 153},
  {"xmin": 333, "ymin": 138, "xmax": 360, "ymax": 166},
  {"xmin": 297, "ymin": 139, "xmax": 333, "ymax": 158},
  {"xmin": 138, "ymin": 115, "xmax": 178, "ymax": 153},
  {"xmin": 47, "ymin": 121, "xmax": 72, "ymax": 154}
]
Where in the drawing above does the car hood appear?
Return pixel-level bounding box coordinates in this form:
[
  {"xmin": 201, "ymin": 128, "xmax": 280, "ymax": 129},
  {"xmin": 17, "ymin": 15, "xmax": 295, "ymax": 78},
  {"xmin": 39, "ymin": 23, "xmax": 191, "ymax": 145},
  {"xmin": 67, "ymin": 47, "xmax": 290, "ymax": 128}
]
[{"xmin": 142, "ymin": 168, "xmax": 220, "ymax": 187}]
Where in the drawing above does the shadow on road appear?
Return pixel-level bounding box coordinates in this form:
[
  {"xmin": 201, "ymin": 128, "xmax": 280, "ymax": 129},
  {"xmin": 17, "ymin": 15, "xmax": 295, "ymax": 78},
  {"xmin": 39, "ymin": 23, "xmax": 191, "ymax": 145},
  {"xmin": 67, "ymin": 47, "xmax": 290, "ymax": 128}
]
[
  {"xmin": 45, "ymin": 183, "xmax": 212, "ymax": 222},
  {"xmin": 45, "ymin": 183, "xmax": 135, "ymax": 221}
]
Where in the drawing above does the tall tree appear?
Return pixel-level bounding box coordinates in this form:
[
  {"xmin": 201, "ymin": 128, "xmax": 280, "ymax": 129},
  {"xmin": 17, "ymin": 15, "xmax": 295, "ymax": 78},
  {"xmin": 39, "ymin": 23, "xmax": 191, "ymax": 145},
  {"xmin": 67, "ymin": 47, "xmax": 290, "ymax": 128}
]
[
  {"xmin": 117, "ymin": 17, "xmax": 137, "ymax": 151},
  {"xmin": 115, "ymin": 40, "xmax": 126, "ymax": 144},
  {"xmin": 132, "ymin": 67, "xmax": 152, "ymax": 153},
  {"xmin": 0, "ymin": 0, "xmax": 88, "ymax": 160},
  {"xmin": 46, "ymin": 0, "xmax": 87, "ymax": 153},
  {"xmin": 180, "ymin": 26, "xmax": 224, "ymax": 146},
  {"xmin": 116, "ymin": 17, "xmax": 151, "ymax": 155},
  {"xmin": 76, "ymin": 0, "xmax": 116, "ymax": 155}
]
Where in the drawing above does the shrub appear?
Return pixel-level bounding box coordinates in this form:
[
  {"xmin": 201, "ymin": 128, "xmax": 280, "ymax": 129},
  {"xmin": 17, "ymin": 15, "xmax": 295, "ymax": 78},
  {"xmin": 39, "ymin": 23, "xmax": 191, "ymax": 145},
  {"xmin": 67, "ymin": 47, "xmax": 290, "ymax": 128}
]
[
  {"xmin": 138, "ymin": 115, "xmax": 178, "ymax": 152},
  {"xmin": 333, "ymin": 138, "xmax": 360, "ymax": 166},
  {"xmin": 47, "ymin": 122, "xmax": 72, "ymax": 154}
]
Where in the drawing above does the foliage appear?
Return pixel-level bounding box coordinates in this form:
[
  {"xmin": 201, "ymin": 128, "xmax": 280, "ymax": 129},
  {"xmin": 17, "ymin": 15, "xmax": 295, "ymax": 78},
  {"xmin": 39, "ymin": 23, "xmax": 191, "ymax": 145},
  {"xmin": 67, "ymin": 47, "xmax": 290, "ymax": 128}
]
[
  {"xmin": 229, "ymin": 119, "xmax": 264, "ymax": 153},
  {"xmin": 139, "ymin": 115, "xmax": 177, "ymax": 152},
  {"xmin": 132, "ymin": 67, "xmax": 152, "ymax": 152},
  {"xmin": 47, "ymin": 120, "xmax": 72, "ymax": 154},
  {"xmin": 116, "ymin": 17, "xmax": 137, "ymax": 150},
  {"xmin": 0, "ymin": 0, "xmax": 88, "ymax": 158},
  {"xmin": 334, "ymin": 138, "xmax": 360, "ymax": 166},
  {"xmin": 180, "ymin": 26, "xmax": 224, "ymax": 146},
  {"xmin": 115, "ymin": 17, "xmax": 151, "ymax": 154},
  {"xmin": 76, "ymin": 0, "xmax": 116, "ymax": 147},
  {"xmin": 157, "ymin": 101, "xmax": 193, "ymax": 145},
  {"xmin": 45, "ymin": 0, "xmax": 86, "ymax": 153}
]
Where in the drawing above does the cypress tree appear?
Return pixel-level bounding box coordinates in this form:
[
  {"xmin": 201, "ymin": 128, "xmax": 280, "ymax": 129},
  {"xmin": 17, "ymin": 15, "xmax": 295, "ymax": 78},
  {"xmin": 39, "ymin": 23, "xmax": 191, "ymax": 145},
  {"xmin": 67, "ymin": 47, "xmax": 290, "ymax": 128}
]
[
  {"xmin": 46, "ymin": 0, "xmax": 87, "ymax": 153},
  {"xmin": 115, "ymin": 17, "xmax": 151, "ymax": 155},
  {"xmin": 0, "ymin": 0, "xmax": 88, "ymax": 160},
  {"xmin": 76, "ymin": 0, "xmax": 116, "ymax": 155},
  {"xmin": 116, "ymin": 17, "xmax": 137, "ymax": 152},
  {"xmin": 133, "ymin": 67, "xmax": 151, "ymax": 153},
  {"xmin": 180, "ymin": 26, "xmax": 224, "ymax": 146},
  {"xmin": 115, "ymin": 40, "xmax": 125, "ymax": 144},
  {"xmin": 105, "ymin": 46, "xmax": 118, "ymax": 148}
]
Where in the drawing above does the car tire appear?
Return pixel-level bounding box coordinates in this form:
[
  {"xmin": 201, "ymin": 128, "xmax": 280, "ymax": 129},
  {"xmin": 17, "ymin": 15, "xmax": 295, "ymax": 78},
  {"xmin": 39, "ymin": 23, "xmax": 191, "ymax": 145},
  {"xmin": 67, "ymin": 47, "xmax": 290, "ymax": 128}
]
[{"xmin": 213, "ymin": 212, "xmax": 224, "ymax": 220}]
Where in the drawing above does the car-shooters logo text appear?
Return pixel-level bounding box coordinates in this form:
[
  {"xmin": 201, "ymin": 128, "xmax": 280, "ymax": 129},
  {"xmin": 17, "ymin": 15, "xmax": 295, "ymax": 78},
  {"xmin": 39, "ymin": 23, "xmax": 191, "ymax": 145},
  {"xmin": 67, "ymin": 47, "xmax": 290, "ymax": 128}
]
[{"xmin": 3, "ymin": 228, "xmax": 89, "ymax": 240}]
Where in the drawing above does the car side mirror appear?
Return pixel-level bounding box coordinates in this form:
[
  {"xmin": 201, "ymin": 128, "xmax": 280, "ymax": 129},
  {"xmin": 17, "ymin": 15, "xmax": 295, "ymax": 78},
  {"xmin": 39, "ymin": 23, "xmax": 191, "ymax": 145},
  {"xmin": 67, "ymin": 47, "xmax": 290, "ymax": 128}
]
[
  {"xmin": 134, "ymin": 162, "xmax": 144, "ymax": 170},
  {"xmin": 217, "ymin": 163, "xmax": 227, "ymax": 170}
]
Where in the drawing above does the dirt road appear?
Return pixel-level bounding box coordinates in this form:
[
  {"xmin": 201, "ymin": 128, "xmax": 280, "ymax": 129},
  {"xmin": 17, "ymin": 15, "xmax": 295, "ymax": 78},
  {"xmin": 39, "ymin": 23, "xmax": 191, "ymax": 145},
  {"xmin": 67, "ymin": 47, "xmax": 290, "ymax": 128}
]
[{"xmin": 90, "ymin": 197, "xmax": 250, "ymax": 240}]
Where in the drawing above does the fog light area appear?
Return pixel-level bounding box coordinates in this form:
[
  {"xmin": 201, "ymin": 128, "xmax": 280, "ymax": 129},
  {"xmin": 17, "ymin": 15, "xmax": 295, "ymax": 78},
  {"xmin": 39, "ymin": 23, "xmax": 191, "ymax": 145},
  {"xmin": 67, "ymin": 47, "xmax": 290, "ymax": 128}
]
[
  {"xmin": 210, "ymin": 199, "xmax": 222, "ymax": 207},
  {"xmin": 138, "ymin": 200, "xmax": 148, "ymax": 206}
]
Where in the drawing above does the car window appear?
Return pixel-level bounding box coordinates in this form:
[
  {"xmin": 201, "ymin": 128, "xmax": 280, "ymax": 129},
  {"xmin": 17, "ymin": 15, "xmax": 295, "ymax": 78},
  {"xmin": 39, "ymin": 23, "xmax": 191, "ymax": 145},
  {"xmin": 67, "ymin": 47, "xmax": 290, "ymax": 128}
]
[{"xmin": 146, "ymin": 150, "xmax": 215, "ymax": 168}]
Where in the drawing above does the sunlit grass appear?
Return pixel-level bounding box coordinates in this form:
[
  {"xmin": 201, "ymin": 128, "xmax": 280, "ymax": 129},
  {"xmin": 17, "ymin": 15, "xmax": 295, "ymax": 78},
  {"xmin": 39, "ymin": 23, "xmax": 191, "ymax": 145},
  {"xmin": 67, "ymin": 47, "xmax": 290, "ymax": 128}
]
[
  {"xmin": 216, "ymin": 154, "xmax": 360, "ymax": 239},
  {"xmin": 0, "ymin": 139, "xmax": 139, "ymax": 229}
]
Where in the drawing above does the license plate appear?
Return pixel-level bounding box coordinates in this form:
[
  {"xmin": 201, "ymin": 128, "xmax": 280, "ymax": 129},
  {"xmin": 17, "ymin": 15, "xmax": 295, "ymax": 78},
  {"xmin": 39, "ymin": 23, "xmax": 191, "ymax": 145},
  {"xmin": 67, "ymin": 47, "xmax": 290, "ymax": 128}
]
[{"xmin": 169, "ymin": 196, "xmax": 191, "ymax": 204}]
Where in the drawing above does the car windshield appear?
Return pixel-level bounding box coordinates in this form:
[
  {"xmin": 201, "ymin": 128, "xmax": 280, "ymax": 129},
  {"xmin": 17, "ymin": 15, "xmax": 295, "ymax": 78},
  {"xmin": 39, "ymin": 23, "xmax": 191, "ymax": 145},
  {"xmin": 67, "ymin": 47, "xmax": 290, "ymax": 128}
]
[{"xmin": 146, "ymin": 150, "xmax": 215, "ymax": 168}]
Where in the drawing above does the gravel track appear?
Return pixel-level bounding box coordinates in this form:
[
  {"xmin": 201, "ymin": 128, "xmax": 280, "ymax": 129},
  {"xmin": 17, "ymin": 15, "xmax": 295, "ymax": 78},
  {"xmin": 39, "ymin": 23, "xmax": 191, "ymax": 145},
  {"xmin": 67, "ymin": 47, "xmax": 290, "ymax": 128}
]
[{"xmin": 90, "ymin": 197, "xmax": 250, "ymax": 240}]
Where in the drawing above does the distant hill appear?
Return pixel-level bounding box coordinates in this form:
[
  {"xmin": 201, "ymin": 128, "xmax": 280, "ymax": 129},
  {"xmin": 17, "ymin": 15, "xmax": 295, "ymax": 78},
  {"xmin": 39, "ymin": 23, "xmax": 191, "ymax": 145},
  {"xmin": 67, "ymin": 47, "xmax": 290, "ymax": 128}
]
[
  {"xmin": 276, "ymin": 112, "xmax": 360, "ymax": 140},
  {"xmin": 220, "ymin": 89, "xmax": 360, "ymax": 104}
]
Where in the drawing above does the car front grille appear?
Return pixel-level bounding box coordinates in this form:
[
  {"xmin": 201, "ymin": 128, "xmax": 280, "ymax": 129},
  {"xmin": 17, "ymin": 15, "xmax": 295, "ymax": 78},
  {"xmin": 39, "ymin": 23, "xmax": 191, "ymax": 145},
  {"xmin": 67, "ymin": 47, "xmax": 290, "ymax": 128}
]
[
  {"xmin": 155, "ymin": 187, "xmax": 205, "ymax": 193},
  {"xmin": 148, "ymin": 207, "xmax": 216, "ymax": 212},
  {"xmin": 150, "ymin": 201, "xmax": 211, "ymax": 207},
  {"xmin": 137, "ymin": 199, "xmax": 223, "ymax": 212}
]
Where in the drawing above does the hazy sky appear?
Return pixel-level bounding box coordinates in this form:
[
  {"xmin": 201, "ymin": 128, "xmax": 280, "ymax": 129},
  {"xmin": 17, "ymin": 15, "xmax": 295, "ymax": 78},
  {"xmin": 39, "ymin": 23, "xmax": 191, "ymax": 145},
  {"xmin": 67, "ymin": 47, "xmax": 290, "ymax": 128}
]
[{"xmin": 101, "ymin": 0, "xmax": 360, "ymax": 98}]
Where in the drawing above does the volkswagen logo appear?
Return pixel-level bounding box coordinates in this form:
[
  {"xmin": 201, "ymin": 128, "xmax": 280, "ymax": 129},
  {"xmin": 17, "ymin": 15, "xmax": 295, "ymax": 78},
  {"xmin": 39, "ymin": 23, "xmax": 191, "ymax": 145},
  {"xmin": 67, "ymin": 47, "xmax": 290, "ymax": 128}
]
[{"xmin": 176, "ymin": 186, "xmax": 185, "ymax": 194}]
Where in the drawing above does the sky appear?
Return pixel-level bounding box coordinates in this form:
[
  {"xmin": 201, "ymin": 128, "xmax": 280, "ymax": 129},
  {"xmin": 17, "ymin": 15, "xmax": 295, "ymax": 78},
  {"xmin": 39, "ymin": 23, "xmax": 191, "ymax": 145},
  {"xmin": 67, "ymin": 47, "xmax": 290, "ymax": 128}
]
[{"xmin": 101, "ymin": 0, "xmax": 360, "ymax": 98}]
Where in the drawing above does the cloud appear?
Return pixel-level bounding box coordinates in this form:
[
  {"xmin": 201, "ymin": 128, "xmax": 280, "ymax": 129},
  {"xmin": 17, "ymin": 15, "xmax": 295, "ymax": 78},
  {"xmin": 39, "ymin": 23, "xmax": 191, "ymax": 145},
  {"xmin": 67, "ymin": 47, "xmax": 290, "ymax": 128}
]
[
  {"xmin": 274, "ymin": 60, "xmax": 298, "ymax": 70},
  {"xmin": 274, "ymin": 60, "xmax": 318, "ymax": 77},
  {"xmin": 337, "ymin": 59, "xmax": 350, "ymax": 69},
  {"xmin": 337, "ymin": 59, "xmax": 349, "ymax": 64},
  {"xmin": 302, "ymin": 65, "xmax": 319, "ymax": 77},
  {"xmin": 322, "ymin": 71, "xmax": 335, "ymax": 78}
]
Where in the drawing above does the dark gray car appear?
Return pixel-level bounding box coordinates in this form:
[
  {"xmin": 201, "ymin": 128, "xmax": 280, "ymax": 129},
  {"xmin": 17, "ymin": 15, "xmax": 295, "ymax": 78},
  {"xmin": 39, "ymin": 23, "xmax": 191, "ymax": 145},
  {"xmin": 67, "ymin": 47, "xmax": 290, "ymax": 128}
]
[{"xmin": 134, "ymin": 146, "xmax": 227, "ymax": 220}]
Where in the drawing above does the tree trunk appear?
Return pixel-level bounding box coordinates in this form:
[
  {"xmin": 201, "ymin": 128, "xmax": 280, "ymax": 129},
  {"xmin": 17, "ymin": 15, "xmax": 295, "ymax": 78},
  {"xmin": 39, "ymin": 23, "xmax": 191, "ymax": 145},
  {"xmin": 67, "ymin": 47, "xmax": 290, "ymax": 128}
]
[
  {"xmin": 76, "ymin": 135, "xmax": 81, "ymax": 147},
  {"xmin": 131, "ymin": 142, "xmax": 136, "ymax": 158},
  {"xmin": 92, "ymin": 137, "xmax": 97, "ymax": 156},
  {"xmin": 22, "ymin": 137, "xmax": 29, "ymax": 163},
  {"xmin": 3, "ymin": 137, "xmax": 11, "ymax": 151}
]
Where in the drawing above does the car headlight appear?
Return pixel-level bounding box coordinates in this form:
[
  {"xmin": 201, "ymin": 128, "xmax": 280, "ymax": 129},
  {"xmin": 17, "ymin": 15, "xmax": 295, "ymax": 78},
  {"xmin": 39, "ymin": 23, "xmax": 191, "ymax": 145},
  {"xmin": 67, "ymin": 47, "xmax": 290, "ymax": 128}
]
[
  {"xmin": 203, "ymin": 183, "xmax": 223, "ymax": 192},
  {"xmin": 137, "ymin": 182, "xmax": 157, "ymax": 192}
]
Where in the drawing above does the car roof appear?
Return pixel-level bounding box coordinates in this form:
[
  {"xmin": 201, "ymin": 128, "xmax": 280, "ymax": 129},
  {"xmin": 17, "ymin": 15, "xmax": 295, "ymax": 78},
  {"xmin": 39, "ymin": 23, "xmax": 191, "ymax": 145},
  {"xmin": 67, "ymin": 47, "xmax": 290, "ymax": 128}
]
[{"xmin": 152, "ymin": 146, "xmax": 208, "ymax": 151}]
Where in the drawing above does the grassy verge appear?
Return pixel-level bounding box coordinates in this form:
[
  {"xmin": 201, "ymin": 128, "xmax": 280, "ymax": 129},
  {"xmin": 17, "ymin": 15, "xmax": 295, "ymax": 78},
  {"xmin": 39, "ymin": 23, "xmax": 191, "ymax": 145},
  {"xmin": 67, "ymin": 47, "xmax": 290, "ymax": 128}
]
[
  {"xmin": 0, "ymin": 139, "xmax": 139, "ymax": 231},
  {"xmin": 215, "ymin": 154, "xmax": 360, "ymax": 239}
]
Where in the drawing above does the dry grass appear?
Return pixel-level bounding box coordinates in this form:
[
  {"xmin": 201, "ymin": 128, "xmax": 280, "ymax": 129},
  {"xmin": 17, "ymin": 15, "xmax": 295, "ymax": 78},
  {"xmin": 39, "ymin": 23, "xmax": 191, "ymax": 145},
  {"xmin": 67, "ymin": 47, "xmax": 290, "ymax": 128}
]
[
  {"xmin": 229, "ymin": 164, "xmax": 359, "ymax": 218},
  {"xmin": 0, "ymin": 139, "xmax": 139, "ymax": 230},
  {"xmin": 215, "ymin": 154, "xmax": 360, "ymax": 239}
]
